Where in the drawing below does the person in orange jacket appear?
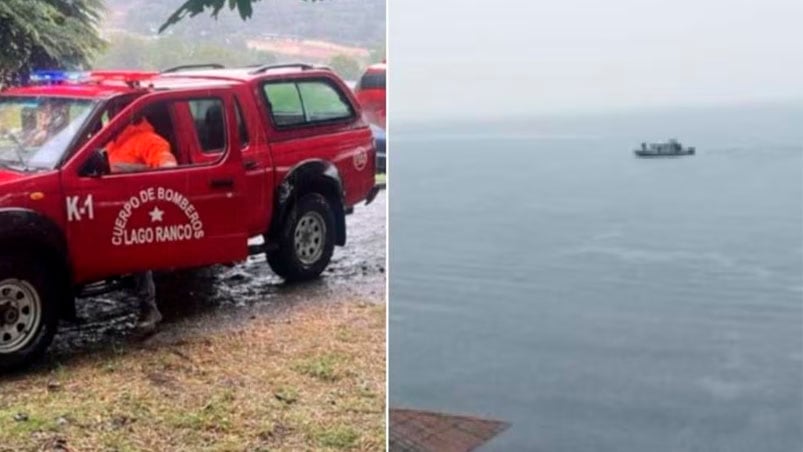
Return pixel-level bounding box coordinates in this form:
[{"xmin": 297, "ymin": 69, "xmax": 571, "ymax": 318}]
[
  {"xmin": 107, "ymin": 117, "xmax": 177, "ymax": 332},
  {"xmin": 107, "ymin": 118, "xmax": 177, "ymax": 172}
]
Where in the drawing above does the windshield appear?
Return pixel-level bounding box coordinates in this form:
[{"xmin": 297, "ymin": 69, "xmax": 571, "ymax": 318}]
[{"xmin": 0, "ymin": 96, "xmax": 97, "ymax": 171}]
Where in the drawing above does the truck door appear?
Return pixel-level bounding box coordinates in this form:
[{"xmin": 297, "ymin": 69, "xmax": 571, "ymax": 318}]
[
  {"xmin": 179, "ymin": 92, "xmax": 274, "ymax": 236},
  {"xmin": 60, "ymin": 89, "xmax": 248, "ymax": 284}
]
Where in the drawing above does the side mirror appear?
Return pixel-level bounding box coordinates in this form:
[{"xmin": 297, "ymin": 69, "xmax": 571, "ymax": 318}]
[{"xmin": 80, "ymin": 149, "xmax": 111, "ymax": 178}]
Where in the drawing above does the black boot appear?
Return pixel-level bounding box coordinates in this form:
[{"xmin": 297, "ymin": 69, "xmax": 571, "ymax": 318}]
[{"xmin": 133, "ymin": 271, "xmax": 162, "ymax": 333}]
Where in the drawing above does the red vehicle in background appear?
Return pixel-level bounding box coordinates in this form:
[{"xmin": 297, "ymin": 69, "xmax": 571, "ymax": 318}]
[
  {"xmin": 0, "ymin": 65, "xmax": 378, "ymax": 371},
  {"xmin": 354, "ymin": 62, "xmax": 386, "ymax": 130}
]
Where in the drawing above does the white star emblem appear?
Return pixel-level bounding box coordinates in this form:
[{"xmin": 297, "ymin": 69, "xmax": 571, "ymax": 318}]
[{"xmin": 148, "ymin": 206, "xmax": 165, "ymax": 223}]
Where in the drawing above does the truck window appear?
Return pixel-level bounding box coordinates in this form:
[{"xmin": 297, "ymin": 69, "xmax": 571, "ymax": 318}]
[
  {"xmin": 262, "ymin": 79, "xmax": 355, "ymax": 128},
  {"xmin": 139, "ymin": 102, "xmax": 179, "ymax": 158},
  {"xmin": 0, "ymin": 96, "xmax": 97, "ymax": 170},
  {"xmin": 188, "ymin": 98, "xmax": 227, "ymax": 154},
  {"xmin": 263, "ymin": 83, "xmax": 305, "ymax": 127},
  {"xmin": 356, "ymin": 71, "xmax": 385, "ymax": 90},
  {"xmin": 234, "ymin": 98, "xmax": 249, "ymax": 147},
  {"xmin": 100, "ymin": 100, "xmax": 183, "ymax": 171},
  {"xmin": 72, "ymin": 94, "xmax": 142, "ymax": 155},
  {"xmin": 297, "ymin": 81, "xmax": 353, "ymax": 122}
]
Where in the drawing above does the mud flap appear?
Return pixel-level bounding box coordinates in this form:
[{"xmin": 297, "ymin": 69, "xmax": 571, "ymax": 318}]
[{"xmin": 365, "ymin": 185, "xmax": 380, "ymax": 206}]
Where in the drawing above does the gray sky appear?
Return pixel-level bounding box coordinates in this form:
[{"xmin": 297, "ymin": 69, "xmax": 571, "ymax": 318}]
[{"xmin": 389, "ymin": 0, "xmax": 803, "ymax": 120}]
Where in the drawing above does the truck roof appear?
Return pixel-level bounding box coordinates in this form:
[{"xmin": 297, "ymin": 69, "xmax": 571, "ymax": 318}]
[
  {"xmin": 364, "ymin": 62, "xmax": 386, "ymax": 73},
  {"xmin": 2, "ymin": 83, "xmax": 136, "ymax": 99},
  {"xmin": 158, "ymin": 65, "xmax": 337, "ymax": 82},
  {"xmin": 1, "ymin": 65, "xmax": 337, "ymax": 100}
]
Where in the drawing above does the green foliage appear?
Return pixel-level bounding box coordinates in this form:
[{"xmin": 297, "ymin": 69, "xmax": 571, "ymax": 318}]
[
  {"xmin": 94, "ymin": 33, "xmax": 276, "ymax": 71},
  {"xmin": 0, "ymin": 0, "xmax": 106, "ymax": 85},
  {"xmin": 312, "ymin": 425, "xmax": 359, "ymax": 449},
  {"xmin": 327, "ymin": 54, "xmax": 361, "ymax": 81},
  {"xmin": 369, "ymin": 44, "xmax": 386, "ymax": 64},
  {"xmin": 160, "ymin": 0, "xmax": 322, "ymax": 33}
]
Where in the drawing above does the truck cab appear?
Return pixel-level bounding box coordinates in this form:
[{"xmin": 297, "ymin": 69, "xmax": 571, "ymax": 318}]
[
  {"xmin": 354, "ymin": 62, "xmax": 386, "ymax": 130},
  {"xmin": 0, "ymin": 65, "xmax": 378, "ymax": 371}
]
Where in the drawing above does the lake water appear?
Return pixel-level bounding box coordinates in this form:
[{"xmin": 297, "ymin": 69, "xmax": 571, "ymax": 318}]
[{"xmin": 389, "ymin": 104, "xmax": 803, "ymax": 451}]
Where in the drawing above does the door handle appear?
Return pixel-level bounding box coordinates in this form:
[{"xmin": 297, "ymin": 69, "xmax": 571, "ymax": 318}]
[
  {"xmin": 244, "ymin": 160, "xmax": 258, "ymax": 170},
  {"xmin": 210, "ymin": 178, "xmax": 234, "ymax": 189}
]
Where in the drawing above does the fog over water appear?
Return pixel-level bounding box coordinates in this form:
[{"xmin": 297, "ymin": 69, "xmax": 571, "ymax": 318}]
[{"xmin": 389, "ymin": 0, "xmax": 803, "ymax": 120}]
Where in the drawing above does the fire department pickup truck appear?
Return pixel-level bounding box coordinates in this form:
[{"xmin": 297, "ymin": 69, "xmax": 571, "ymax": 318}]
[{"xmin": 0, "ymin": 64, "xmax": 378, "ymax": 371}]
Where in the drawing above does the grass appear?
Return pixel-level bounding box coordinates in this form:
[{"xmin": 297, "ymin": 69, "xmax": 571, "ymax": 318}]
[
  {"xmin": 293, "ymin": 354, "xmax": 343, "ymax": 382},
  {"xmin": 0, "ymin": 302, "xmax": 385, "ymax": 451},
  {"xmin": 314, "ymin": 425, "xmax": 360, "ymax": 448}
]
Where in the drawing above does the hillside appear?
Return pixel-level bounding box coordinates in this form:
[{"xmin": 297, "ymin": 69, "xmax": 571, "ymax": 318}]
[{"xmin": 103, "ymin": 0, "xmax": 385, "ymax": 47}]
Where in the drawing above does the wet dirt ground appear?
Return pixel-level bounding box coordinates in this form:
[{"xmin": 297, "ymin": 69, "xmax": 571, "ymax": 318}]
[{"xmin": 49, "ymin": 191, "xmax": 386, "ymax": 362}]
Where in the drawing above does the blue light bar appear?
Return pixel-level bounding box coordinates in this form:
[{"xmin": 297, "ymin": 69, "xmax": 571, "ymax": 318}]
[{"xmin": 29, "ymin": 70, "xmax": 89, "ymax": 84}]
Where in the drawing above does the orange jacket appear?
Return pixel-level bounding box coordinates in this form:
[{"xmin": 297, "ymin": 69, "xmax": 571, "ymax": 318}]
[{"xmin": 107, "ymin": 120, "xmax": 176, "ymax": 168}]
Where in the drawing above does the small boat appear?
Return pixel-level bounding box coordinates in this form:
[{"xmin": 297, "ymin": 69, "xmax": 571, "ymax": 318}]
[{"xmin": 634, "ymin": 139, "xmax": 695, "ymax": 157}]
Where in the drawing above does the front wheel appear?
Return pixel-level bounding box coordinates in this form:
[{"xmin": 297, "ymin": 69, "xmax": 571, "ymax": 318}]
[
  {"xmin": 267, "ymin": 193, "xmax": 336, "ymax": 282},
  {"xmin": 0, "ymin": 255, "xmax": 58, "ymax": 373}
]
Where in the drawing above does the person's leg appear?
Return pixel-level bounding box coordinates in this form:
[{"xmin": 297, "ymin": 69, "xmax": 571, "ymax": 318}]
[{"xmin": 134, "ymin": 271, "xmax": 162, "ymax": 330}]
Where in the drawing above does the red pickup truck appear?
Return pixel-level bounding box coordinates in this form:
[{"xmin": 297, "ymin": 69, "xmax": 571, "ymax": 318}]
[
  {"xmin": 0, "ymin": 64, "xmax": 378, "ymax": 371},
  {"xmin": 354, "ymin": 62, "xmax": 386, "ymax": 130}
]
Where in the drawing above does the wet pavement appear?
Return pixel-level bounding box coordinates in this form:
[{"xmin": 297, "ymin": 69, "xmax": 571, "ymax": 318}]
[{"xmin": 49, "ymin": 191, "xmax": 386, "ymax": 361}]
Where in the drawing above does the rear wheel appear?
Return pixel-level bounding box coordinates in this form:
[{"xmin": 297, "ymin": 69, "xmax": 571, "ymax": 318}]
[
  {"xmin": 0, "ymin": 255, "xmax": 58, "ymax": 373},
  {"xmin": 267, "ymin": 193, "xmax": 336, "ymax": 282}
]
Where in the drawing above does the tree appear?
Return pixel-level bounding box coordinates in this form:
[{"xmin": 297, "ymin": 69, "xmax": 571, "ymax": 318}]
[
  {"xmin": 327, "ymin": 54, "xmax": 361, "ymax": 81},
  {"xmin": 0, "ymin": 0, "xmax": 105, "ymax": 85},
  {"xmin": 369, "ymin": 44, "xmax": 386, "ymax": 64},
  {"xmin": 160, "ymin": 0, "xmax": 321, "ymax": 33},
  {"xmin": 94, "ymin": 32, "xmax": 277, "ymax": 71}
]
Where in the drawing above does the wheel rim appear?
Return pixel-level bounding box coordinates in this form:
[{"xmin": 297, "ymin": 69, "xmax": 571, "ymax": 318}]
[
  {"xmin": 294, "ymin": 211, "xmax": 327, "ymax": 265},
  {"xmin": 0, "ymin": 279, "xmax": 42, "ymax": 353}
]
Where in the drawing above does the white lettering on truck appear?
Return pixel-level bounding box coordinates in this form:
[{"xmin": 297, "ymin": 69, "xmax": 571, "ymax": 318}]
[
  {"xmin": 66, "ymin": 195, "xmax": 94, "ymax": 222},
  {"xmin": 110, "ymin": 187, "xmax": 205, "ymax": 246}
]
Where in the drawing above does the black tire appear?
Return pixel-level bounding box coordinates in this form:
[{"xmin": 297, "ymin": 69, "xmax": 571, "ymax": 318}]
[
  {"xmin": 267, "ymin": 193, "xmax": 336, "ymax": 282},
  {"xmin": 0, "ymin": 255, "xmax": 58, "ymax": 373}
]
